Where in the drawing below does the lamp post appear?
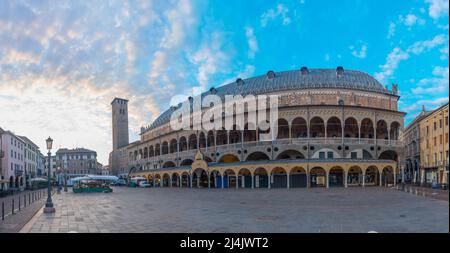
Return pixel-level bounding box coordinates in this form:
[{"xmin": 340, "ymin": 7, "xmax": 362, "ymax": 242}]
[{"xmin": 43, "ymin": 136, "xmax": 55, "ymax": 213}]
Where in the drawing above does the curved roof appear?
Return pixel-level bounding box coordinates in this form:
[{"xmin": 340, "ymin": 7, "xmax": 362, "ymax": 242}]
[{"xmin": 143, "ymin": 68, "xmax": 391, "ymax": 133}]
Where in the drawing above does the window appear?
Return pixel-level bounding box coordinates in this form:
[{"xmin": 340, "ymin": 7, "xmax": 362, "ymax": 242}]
[
  {"xmin": 434, "ymin": 153, "xmax": 437, "ymax": 165},
  {"xmin": 446, "ymin": 133, "xmax": 449, "ymax": 144},
  {"xmin": 351, "ymin": 152, "xmax": 357, "ymax": 159},
  {"xmin": 439, "ymin": 119, "xmax": 442, "ymax": 128},
  {"xmin": 327, "ymin": 152, "xmax": 333, "ymax": 159},
  {"xmin": 446, "ymin": 116, "xmax": 448, "ymax": 126},
  {"xmin": 434, "ymin": 122, "xmax": 437, "ymax": 130},
  {"xmin": 434, "ymin": 137, "xmax": 437, "ymax": 146},
  {"xmin": 440, "ymin": 135, "xmax": 443, "ymax": 144},
  {"xmin": 319, "ymin": 152, "xmax": 325, "ymax": 159}
]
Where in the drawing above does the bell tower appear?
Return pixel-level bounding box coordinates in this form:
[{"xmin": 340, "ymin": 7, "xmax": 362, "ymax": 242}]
[{"xmin": 111, "ymin": 98, "xmax": 129, "ymax": 150}]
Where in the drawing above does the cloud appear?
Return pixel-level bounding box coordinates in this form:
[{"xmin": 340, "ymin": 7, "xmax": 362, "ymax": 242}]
[
  {"xmin": 349, "ymin": 42, "xmax": 367, "ymax": 59},
  {"xmin": 188, "ymin": 32, "xmax": 231, "ymax": 89},
  {"xmin": 260, "ymin": 3, "xmax": 291, "ymax": 27},
  {"xmin": 399, "ymin": 14, "xmax": 425, "ymax": 27},
  {"xmin": 374, "ymin": 48, "xmax": 409, "ymax": 84},
  {"xmin": 411, "ymin": 66, "xmax": 449, "ymax": 94},
  {"xmin": 374, "ymin": 34, "xmax": 448, "ymax": 84},
  {"xmin": 245, "ymin": 26, "xmax": 258, "ymax": 59},
  {"xmin": 425, "ymin": 0, "xmax": 449, "ymax": 19},
  {"xmin": 408, "ymin": 34, "xmax": 447, "ymax": 54},
  {"xmin": 387, "ymin": 22, "xmax": 396, "ymax": 39}
]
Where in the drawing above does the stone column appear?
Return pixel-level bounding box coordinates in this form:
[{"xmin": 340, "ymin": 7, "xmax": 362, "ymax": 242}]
[
  {"xmin": 287, "ymin": 174, "xmax": 290, "ymax": 189},
  {"xmin": 379, "ymin": 171, "xmax": 382, "ymax": 187},
  {"xmin": 268, "ymin": 174, "xmax": 271, "ymax": 189},
  {"xmin": 208, "ymin": 172, "xmax": 211, "ymax": 189},
  {"xmin": 236, "ymin": 174, "xmax": 238, "ymax": 189},
  {"xmin": 251, "ymin": 174, "xmax": 254, "ymax": 189},
  {"xmin": 344, "ymin": 171, "xmax": 348, "ymax": 188},
  {"xmin": 221, "ymin": 175, "xmax": 224, "ymax": 189},
  {"xmin": 179, "ymin": 175, "xmax": 182, "ymax": 188},
  {"xmin": 306, "ymin": 173, "xmax": 310, "ymax": 188},
  {"xmin": 196, "ymin": 175, "xmax": 200, "ymax": 188},
  {"xmin": 326, "ymin": 171, "xmax": 329, "ymax": 188},
  {"xmin": 190, "ymin": 174, "xmax": 193, "ymax": 188},
  {"xmin": 362, "ymin": 172, "xmax": 365, "ymax": 187}
]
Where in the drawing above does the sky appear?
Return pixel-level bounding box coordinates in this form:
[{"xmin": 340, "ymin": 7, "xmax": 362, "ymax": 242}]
[{"xmin": 0, "ymin": 0, "xmax": 448, "ymax": 165}]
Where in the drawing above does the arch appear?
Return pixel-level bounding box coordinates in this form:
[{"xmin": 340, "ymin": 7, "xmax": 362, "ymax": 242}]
[
  {"xmin": 310, "ymin": 117, "xmax": 325, "ymax": 138},
  {"xmin": 149, "ymin": 146, "xmax": 154, "ymax": 157},
  {"xmin": 172, "ymin": 173, "xmax": 180, "ymax": 187},
  {"xmin": 310, "ymin": 167, "xmax": 326, "ymax": 187},
  {"xmin": 207, "ymin": 131, "xmax": 215, "ymax": 147},
  {"xmin": 229, "ymin": 125, "xmax": 241, "ymax": 144},
  {"xmin": 254, "ymin": 167, "xmax": 268, "ymax": 188},
  {"xmin": 363, "ymin": 149, "xmax": 373, "ymax": 159},
  {"xmin": 192, "ymin": 168, "xmax": 208, "ymax": 188},
  {"xmin": 188, "ymin": 134, "xmax": 197, "ymax": 150},
  {"xmin": 199, "ymin": 132, "xmax": 207, "ymax": 148},
  {"xmin": 276, "ymin": 149, "xmax": 305, "ymax": 160},
  {"xmin": 162, "ymin": 141, "xmax": 169, "ymax": 155},
  {"xmin": 218, "ymin": 154, "xmax": 240, "ymax": 163},
  {"xmin": 154, "ymin": 174, "xmax": 161, "ymax": 187},
  {"xmin": 365, "ymin": 166, "xmax": 379, "ymax": 186},
  {"xmin": 347, "ymin": 166, "xmax": 363, "ymax": 186},
  {"xmin": 180, "ymin": 159, "xmax": 193, "ymax": 166},
  {"xmin": 179, "ymin": 136, "xmax": 187, "ymax": 151},
  {"xmin": 181, "ymin": 172, "xmax": 190, "ymax": 187},
  {"xmin": 143, "ymin": 147, "xmax": 148, "ymax": 158},
  {"xmin": 223, "ymin": 169, "xmax": 236, "ymax": 188},
  {"xmin": 209, "ymin": 170, "xmax": 221, "ymax": 188},
  {"xmin": 379, "ymin": 150, "xmax": 398, "ymax": 161},
  {"xmin": 289, "ymin": 167, "xmax": 307, "ymax": 188},
  {"xmin": 376, "ymin": 120, "xmax": 388, "ymax": 140},
  {"xmin": 216, "ymin": 129, "xmax": 228, "ymax": 146},
  {"xmin": 162, "ymin": 173, "xmax": 171, "ymax": 187},
  {"xmin": 246, "ymin": 151, "xmax": 270, "ymax": 161},
  {"xmin": 155, "ymin": 143, "xmax": 160, "ymax": 156},
  {"xmin": 312, "ymin": 148, "xmax": 340, "ymax": 159},
  {"xmin": 344, "ymin": 117, "xmax": 359, "ymax": 138},
  {"xmin": 162, "ymin": 161, "xmax": 176, "ymax": 168},
  {"xmin": 244, "ymin": 122, "xmax": 257, "ymax": 142},
  {"xmin": 326, "ymin": 117, "xmax": 342, "ymax": 138},
  {"xmin": 237, "ymin": 168, "xmax": 252, "ymax": 188},
  {"xmin": 390, "ymin": 121, "xmax": 401, "ymax": 140},
  {"xmin": 270, "ymin": 167, "xmax": 287, "ymax": 188},
  {"xmin": 277, "ymin": 118, "xmax": 289, "ymax": 139},
  {"xmin": 169, "ymin": 139, "xmax": 177, "ymax": 153},
  {"xmin": 360, "ymin": 118, "xmax": 374, "ymax": 139},
  {"xmin": 329, "ymin": 166, "xmax": 344, "ymax": 187},
  {"xmin": 382, "ymin": 166, "xmax": 394, "ymax": 186},
  {"xmin": 291, "ymin": 117, "xmax": 308, "ymax": 138}
]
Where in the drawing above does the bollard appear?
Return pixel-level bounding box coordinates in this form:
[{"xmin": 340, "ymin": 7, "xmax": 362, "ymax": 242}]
[
  {"xmin": 2, "ymin": 202, "xmax": 4, "ymax": 220},
  {"xmin": 12, "ymin": 198, "xmax": 14, "ymax": 215}
]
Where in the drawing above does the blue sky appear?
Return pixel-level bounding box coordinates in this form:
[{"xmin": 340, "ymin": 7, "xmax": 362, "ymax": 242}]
[{"xmin": 0, "ymin": 0, "xmax": 448, "ymax": 164}]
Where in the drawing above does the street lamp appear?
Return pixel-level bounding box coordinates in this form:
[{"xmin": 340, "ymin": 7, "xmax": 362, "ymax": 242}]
[{"xmin": 43, "ymin": 136, "xmax": 55, "ymax": 213}]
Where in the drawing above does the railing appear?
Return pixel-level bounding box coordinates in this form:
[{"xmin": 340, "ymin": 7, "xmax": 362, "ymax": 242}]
[{"xmin": 129, "ymin": 137, "xmax": 404, "ymax": 167}]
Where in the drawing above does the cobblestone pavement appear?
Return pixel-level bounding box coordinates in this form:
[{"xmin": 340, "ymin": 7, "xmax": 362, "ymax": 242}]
[{"xmin": 25, "ymin": 187, "xmax": 449, "ymax": 233}]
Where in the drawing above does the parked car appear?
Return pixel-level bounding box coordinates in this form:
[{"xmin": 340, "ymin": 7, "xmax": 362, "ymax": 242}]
[
  {"xmin": 138, "ymin": 181, "xmax": 151, "ymax": 188},
  {"xmin": 111, "ymin": 179, "xmax": 127, "ymax": 186}
]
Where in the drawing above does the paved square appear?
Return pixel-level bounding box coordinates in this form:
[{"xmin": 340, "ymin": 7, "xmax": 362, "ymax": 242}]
[{"xmin": 25, "ymin": 187, "xmax": 448, "ymax": 233}]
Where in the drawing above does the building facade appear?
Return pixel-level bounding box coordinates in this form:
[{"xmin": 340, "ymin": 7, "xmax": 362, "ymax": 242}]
[
  {"xmin": 0, "ymin": 129, "xmax": 26, "ymax": 190},
  {"xmin": 55, "ymin": 148, "xmax": 100, "ymax": 179},
  {"xmin": 44, "ymin": 155, "xmax": 57, "ymax": 179},
  {"xmin": 403, "ymin": 106, "xmax": 430, "ymax": 184},
  {"xmin": 18, "ymin": 135, "xmax": 40, "ymax": 188},
  {"xmin": 418, "ymin": 103, "xmax": 449, "ymax": 186},
  {"xmin": 126, "ymin": 67, "xmax": 405, "ymax": 189}
]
